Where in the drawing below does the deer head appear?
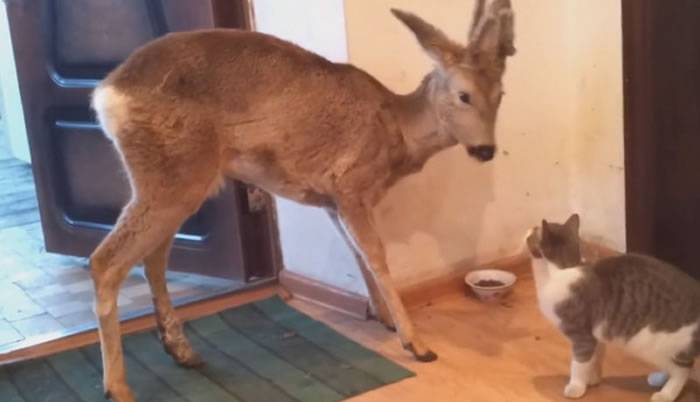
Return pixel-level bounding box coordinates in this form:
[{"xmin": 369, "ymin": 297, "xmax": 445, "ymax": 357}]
[{"xmin": 392, "ymin": 0, "xmax": 516, "ymax": 162}]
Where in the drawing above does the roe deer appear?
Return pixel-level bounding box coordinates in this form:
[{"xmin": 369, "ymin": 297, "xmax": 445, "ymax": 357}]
[{"xmin": 90, "ymin": 1, "xmax": 515, "ymax": 400}]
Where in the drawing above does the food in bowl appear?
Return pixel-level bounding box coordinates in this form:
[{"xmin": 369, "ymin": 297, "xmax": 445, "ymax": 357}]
[
  {"xmin": 465, "ymin": 269, "xmax": 517, "ymax": 303},
  {"xmin": 474, "ymin": 279, "xmax": 505, "ymax": 288}
]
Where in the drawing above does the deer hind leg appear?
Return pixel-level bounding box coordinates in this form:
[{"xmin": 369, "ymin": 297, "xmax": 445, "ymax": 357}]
[
  {"xmin": 143, "ymin": 235, "xmax": 202, "ymax": 367},
  {"xmin": 326, "ymin": 209, "xmax": 395, "ymax": 331},
  {"xmin": 92, "ymin": 152, "xmax": 219, "ymax": 400},
  {"xmin": 337, "ymin": 199, "xmax": 436, "ymax": 362},
  {"xmin": 91, "ymin": 199, "xmax": 199, "ymax": 402}
]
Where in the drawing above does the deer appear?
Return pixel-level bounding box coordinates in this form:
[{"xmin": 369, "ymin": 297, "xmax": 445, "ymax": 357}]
[{"xmin": 90, "ymin": 1, "xmax": 515, "ymax": 400}]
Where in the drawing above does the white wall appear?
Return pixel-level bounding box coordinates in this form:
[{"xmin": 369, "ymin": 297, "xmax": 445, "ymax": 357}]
[
  {"xmin": 345, "ymin": 0, "xmax": 625, "ymax": 287},
  {"xmin": 0, "ymin": 2, "xmax": 31, "ymax": 163},
  {"xmin": 252, "ymin": 0, "xmax": 369, "ymax": 295},
  {"xmin": 254, "ymin": 0, "xmax": 625, "ymax": 293},
  {"xmin": 566, "ymin": 1, "xmax": 625, "ymax": 249}
]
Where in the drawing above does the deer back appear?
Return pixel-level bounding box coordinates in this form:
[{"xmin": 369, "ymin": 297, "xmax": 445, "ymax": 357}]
[{"xmin": 98, "ymin": 29, "xmax": 409, "ymax": 206}]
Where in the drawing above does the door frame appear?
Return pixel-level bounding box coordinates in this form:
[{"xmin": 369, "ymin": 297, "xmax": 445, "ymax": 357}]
[
  {"xmin": 621, "ymin": 0, "xmax": 656, "ymax": 253},
  {"xmin": 5, "ymin": 0, "xmax": 281, "ymax": 282},
  {"xmin": 621, "ymin": 0, "xmax": 700, "ymax": 279}
]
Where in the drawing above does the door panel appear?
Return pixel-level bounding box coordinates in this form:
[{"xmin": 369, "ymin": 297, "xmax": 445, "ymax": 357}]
[
  {"xmin": 53, "ymin": 1, "xmax": 159, "ymax": 72},
  {"xmin": 622, "ymin": 0, "xmax": 700, "ymax": 279},
  {"xmin": 6, "ymin": 0, "xmax": 278, "ymax": 281}
]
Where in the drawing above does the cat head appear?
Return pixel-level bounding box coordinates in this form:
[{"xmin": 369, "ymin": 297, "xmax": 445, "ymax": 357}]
[{"xmin": 526, "ymin": 213, "xmax": 582, "ymax": 268}]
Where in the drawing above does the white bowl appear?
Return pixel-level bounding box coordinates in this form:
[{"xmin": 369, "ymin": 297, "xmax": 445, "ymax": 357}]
[{"xmin": 464, "ymin": 269, "xmax": 517, "ymax": 303}]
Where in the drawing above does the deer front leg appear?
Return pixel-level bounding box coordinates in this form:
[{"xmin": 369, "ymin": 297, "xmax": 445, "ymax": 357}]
[
  {"xmin": 357, "ymin": 259, "xmax": 396, "ymax": 331},
  {"xmin": 326, "ymin": 209, "xmax": 395, "ymax": 331},
  {"xmin": 338, "ymin": 201, "xmax": 436, "ymax": 362},
  {"xmin": 144, "ymin": 237, "xmax": 202, "ymax": 367}
]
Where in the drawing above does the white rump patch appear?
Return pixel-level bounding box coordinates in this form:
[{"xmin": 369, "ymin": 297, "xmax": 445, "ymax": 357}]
[{"xmin": 91, "ymin": 85, "xmax": 131, "ymax": 141}]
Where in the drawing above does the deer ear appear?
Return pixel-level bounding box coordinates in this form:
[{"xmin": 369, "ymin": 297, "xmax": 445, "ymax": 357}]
[
  {"xmin": 391, "ymin": 9, "xmax": 462, "ymax": 68},
  {"xmin": 466, "ymin": 0, "xmax": 516, "ymax": 71}
]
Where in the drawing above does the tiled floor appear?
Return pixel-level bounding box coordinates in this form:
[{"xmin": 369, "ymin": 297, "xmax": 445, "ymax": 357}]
[{"xmin": 0, "ymin": 149, "xmax": 243, "ymax": 352}]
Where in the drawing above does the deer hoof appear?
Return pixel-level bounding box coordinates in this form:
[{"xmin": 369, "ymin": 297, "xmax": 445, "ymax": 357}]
[
  {"xmin": 174, "ymin": 350, "xmax": 203, "ymax": 368},
  {"xmin": 104, "ymin": 384, "xmax": 136, "ymax": 402},
  {"xmin": 404, "ymin": 343, "xmax": 438, "ymax": 362},
  {"xmin": 163, "ymin": 341, "xmax": 203, "ymax": 368},
  {"xmin": 178, "ymin": 353, "xmax": 203, "ymax": 368},
  {"xmin": 374, "ymin": 316, "xmax": 396, "ymax": 332}
]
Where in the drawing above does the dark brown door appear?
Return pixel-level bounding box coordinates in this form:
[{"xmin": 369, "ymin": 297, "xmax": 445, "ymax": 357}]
[
  {"xmin": 622, "ymin": 0, "xmax": 700, "ymax": 279},
  {"xmin": 5, "ymin": 0, "xmax": 278, "ymax": 282}
]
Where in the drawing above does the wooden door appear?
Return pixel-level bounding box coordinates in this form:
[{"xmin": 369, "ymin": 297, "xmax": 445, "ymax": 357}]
[
  {"xmin": 622, "ymin": 0, "xmax": 700, "ymax": 279},
  {"xmin": 5, "ymin": 0, "xmax": 279, "ymax": 282}
]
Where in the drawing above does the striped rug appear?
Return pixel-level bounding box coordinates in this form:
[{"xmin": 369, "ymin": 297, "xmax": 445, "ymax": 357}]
[{"xmin": 0, "ymin": 296, "xmax": 414, "ymax": 402}]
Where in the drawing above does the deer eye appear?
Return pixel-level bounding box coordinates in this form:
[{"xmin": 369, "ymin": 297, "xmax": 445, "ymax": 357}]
[{"xmin": 459, "ymin": 92, "xmax": 471, "ymax": 104}]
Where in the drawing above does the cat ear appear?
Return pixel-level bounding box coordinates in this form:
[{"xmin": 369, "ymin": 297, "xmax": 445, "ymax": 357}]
[
  {"xmin": 541, "ymin": 220, "xmax": 550, "ymax": 239},
  {"xmin": 565, "ymin": 213, "xmax": 580, "ymax": 233}
]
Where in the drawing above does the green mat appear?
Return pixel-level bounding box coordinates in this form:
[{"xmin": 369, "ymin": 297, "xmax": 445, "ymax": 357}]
[{"xmin": 0, "ymin": 296, "xmax": 414, "ymax": 402}]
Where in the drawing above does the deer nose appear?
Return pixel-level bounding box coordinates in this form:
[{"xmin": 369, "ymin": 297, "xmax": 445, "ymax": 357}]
[{"xmin": 467, "ymin": 145, "xmax": 496, "ymax": 162}]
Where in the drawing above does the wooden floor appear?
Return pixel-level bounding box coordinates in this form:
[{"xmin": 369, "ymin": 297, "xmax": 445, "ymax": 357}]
[
  {"xmin": 292, "ymin": 271, "xmax": 700, "ymax": 402},
  {"xmin": 2, "ymin": 267, "xmax": 698, "ymax": 401}
]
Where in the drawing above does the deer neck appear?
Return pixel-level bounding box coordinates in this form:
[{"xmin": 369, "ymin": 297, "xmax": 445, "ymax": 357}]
[{"xmin": 392, "ymin": 70, "xmax": 456, "ymax": 171}]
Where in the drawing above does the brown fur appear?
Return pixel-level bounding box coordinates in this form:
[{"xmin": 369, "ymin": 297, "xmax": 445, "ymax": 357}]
[{"xmin": 89, "ymin": 3, "xmax": 516, "ymax": 401}]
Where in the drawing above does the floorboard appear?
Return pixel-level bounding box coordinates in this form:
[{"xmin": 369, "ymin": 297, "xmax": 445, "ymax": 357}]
[{"xmin": 290, "ymin": 269, "xmax": 700, "ymax": 402}]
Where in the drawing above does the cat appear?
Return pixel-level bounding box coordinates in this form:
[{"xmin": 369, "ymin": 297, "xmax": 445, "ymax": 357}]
[{"xmin": 525, "ymin": 214, "xmax": 700, "ymax": 402}]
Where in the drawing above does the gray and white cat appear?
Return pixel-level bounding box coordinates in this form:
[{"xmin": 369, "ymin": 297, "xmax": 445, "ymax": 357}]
[{"xmin": 525, "ymin": 214, "xmax": 699, "ymax": 402}]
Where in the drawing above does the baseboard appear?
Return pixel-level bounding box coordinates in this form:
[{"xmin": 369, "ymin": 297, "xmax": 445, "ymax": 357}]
[
  {"xmin": 281, "ymin": 242, "xmax": 622, "ymax": 320},
  {"xmin": 399, "ymin": 252, "xmax": 530, "ymax": 309},
  {"xmin": 280, "ymin": 252, "xmax": 530, "ymax": 318},
  {"xmin": 400, "ymin": 241, "xmax": 623, "ymax": 309},
  {"xmin": 279, "ymin": 270, "xmax": 369, "ymax": 319}
]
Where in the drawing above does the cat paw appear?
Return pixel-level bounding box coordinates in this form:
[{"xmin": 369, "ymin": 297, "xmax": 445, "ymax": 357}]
[
  {"xmin": 647, "ymin": 372, "xmax": 669, "ymax": 388},
  {"xmin": 650, "ymin": 391, "xmax": 673, "ymax": 402},
  {"xmin": 588, "ymin": 372, "xmax": 602, "ymax": 386},
  {"xmin": 564, "ymin": 382, "xmax": 587, "ymax": 399}
]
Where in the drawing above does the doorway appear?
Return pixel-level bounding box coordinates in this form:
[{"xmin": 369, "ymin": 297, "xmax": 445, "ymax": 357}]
[{"xmin": 0, "ymin": 0, "xmax": 279, "ymax": 352}]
